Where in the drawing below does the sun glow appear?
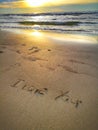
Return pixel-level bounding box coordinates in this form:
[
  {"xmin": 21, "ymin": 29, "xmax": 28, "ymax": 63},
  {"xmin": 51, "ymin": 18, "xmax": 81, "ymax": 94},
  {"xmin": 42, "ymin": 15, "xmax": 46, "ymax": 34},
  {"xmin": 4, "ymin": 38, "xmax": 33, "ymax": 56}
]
[
  {"xmin": 25, "ymin": 0, "xmax": 48, "ymax": 7},
  {"xmin": 31, "ymin": 30, "xmax": 43, "ymax": 36}
]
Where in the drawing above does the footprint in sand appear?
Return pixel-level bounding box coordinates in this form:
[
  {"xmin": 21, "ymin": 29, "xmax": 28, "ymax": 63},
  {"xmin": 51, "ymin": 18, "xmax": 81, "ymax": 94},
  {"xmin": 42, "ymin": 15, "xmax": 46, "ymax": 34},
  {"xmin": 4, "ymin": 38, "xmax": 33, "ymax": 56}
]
[
  {"xmin": 28, "ymin": 46, "xmax": 40, "ymax": 54},
  {"xmin": 1, "ymin": 46, "xmax": 6, "ymax": 49},
  {"xmin": 28, "ymin": 46, "xmax": 38, "ymax": 50},
  {"xmin": 0, "ymin": 50, "xmax": 4, "ymax": 54},
  {"xmin": 71, "ymin": 99, "xmax": 82, "ymax": 108},
  {"xmin": 58, "ymin": 64, "xmax": 78, "ymax": 74},
  {"xmin": 47, "ymin": 67, "xmax": 55, "ymax": 71},
  {"xmin": 11, "ymin": 79, "xmax": 26, "ymax": 88},
  {"xmin": 1, "ymin": 62, "xmax": 21, "ymax": 73},
  {"xmin": 48, "ymin": 49, "xmax": 51, "ymax": 51},
  {"xmin": 16, "ymin": 50, "xmax": 21, "ymax": 54},
  {"xmin": 55, "ymin": 91, "xmax": 70, "ymax": 101},
  {"xmin": 69, "ymin": 59, "xmax": 86, "ymax": 65},
  {"xmin": 69, "ymin": 59, "xmax": 98, "ymax": 69},
  {"xmin": 23, "ymin": 56, "xmax": 48, "ymax": 62},
  {"xmin": 58, "ymin": 64, "xmax": 97, "ymax": 78},
  {"xmin": 27, "ymin": 56, "xmax": 41, "ymax": 61},
  {"xmin": 21, "ymin": 44, "xmax": 26, "ymax": 46}
]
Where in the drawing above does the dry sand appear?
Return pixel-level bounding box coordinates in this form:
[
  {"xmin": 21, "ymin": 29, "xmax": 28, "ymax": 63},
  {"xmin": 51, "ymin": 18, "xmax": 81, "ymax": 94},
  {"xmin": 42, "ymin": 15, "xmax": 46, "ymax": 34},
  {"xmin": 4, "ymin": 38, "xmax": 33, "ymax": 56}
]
[{"xmin": 0, "ymin": 29, "xmax": 98, "ymax": 130}]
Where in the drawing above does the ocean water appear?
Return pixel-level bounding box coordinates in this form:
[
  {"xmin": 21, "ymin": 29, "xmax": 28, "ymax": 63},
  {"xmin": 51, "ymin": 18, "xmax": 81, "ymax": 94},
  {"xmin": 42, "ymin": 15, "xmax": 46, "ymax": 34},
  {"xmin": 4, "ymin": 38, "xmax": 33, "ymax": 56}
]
[{"xmin": 0, "ymin": 11, "xmax": 98, "ymax": 36}]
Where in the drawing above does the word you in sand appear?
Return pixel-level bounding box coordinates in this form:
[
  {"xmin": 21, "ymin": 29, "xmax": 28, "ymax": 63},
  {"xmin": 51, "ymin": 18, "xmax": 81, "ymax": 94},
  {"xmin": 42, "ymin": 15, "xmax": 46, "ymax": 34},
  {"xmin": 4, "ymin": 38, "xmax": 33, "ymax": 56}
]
[{"xmin": 11, "ymin": 79, "xmax": 82, "ymax": 108}]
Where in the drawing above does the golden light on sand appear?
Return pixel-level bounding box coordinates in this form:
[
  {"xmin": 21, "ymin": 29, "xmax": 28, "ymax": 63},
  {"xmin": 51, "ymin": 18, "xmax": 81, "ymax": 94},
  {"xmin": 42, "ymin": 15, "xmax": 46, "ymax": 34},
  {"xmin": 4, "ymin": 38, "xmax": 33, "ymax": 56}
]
[
  {"xmin": 32, "ymin": 30, "xmax": 42, "ymax": 36},
  {"xmin": 25, "ymin": 0, "xmax": 47, "ymax": 7}
]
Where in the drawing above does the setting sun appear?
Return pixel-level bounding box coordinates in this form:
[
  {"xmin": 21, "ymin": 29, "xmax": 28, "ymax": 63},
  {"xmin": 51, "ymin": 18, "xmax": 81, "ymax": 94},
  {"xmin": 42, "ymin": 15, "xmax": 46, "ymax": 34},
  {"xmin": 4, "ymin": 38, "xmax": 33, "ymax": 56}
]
[{"xmin": 25, "ymin": 0, "xmax": 48, "ymax": 7}]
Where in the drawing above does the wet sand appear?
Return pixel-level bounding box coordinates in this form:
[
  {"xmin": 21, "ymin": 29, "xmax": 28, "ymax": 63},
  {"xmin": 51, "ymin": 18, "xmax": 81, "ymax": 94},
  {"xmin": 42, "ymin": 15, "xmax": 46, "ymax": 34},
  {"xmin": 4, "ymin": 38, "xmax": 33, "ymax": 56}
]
[{"xmin": 0, "ymin": 29, "xmax": 98, "ymax": 130}]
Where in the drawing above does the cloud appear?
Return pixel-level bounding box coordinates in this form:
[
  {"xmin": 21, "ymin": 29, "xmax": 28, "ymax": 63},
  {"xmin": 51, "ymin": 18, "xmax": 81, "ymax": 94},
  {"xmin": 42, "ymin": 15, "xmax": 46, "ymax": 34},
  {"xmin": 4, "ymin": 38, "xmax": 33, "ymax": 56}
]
[
  {"xmin": 0, "ymin": 0, "xmax": 28, "ymax": 8},
  {"xmin": 0, "ymin": 0, "xmax": 98, "ymax": 8}
]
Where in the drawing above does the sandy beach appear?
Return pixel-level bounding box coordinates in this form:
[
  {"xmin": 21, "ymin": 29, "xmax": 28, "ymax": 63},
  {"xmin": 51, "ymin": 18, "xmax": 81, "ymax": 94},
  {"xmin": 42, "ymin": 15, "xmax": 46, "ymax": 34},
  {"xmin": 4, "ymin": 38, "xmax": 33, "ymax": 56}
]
[{"xmin": 0, "ymin": 29, "xmax": 98, "ymax": 130}]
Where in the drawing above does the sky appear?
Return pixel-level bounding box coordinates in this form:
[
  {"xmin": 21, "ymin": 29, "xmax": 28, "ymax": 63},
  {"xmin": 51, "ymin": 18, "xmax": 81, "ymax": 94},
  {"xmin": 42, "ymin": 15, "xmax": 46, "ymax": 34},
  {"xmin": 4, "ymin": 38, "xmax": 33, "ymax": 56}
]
[{"xmin": 0, "ymin": 0, "xmax": 98, "ymax": 13}]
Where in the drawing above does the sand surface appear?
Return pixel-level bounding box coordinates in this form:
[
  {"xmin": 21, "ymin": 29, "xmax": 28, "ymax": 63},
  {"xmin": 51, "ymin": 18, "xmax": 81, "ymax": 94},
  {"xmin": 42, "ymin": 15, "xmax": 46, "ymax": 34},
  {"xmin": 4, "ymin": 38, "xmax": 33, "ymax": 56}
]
[{"xmin": 0, "ymin": 30, "xmax": 98, "ymax": 130}]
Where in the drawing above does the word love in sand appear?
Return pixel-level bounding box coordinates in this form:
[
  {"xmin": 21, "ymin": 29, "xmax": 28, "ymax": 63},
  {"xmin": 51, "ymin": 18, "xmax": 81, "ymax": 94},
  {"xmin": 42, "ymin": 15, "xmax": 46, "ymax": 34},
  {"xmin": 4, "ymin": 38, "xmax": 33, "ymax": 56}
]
[
  {"xmin": 11, "ymin": 79, "xmax": 48, "ymax": 95},
  {"xmin": 11, "ymin": 79, "xmax": 82, "ymax": 108}
]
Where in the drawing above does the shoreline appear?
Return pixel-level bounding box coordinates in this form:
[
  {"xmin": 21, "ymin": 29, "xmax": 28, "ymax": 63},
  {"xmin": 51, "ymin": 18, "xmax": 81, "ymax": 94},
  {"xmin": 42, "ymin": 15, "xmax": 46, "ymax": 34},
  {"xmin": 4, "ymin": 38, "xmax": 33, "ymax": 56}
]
[
  {"xmin": 1, "ymin": 28, "xmax": 98, "ymax": 44},
  {"xmin": 0, "ymin": 29, "xmax": 98, "ymax": 130}
]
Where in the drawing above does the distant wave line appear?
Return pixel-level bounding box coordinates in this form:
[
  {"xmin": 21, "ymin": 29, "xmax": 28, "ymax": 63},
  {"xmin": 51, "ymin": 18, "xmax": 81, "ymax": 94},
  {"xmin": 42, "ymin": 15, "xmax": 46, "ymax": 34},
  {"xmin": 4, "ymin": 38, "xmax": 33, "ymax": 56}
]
[{"xmin": 0, "ymin": 11, "xmax": 98, "ymax": 17}]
